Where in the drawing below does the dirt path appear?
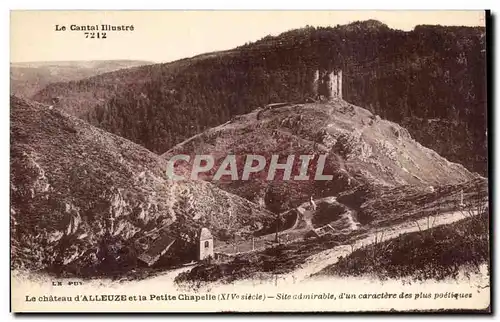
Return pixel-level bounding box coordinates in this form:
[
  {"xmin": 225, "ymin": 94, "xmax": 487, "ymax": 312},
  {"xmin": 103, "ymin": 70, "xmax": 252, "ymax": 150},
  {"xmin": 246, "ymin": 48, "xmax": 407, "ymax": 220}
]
[
  {"xmin": 215, "ymin": 195, "xmax": 360, "ymax": 255},
  {"xmin": 70, "ymin": 208, "xmax": 476, "ymax": 291},
  {"xmin": 281, "ymin": 209, "xmax": 473, "ymax": 282},
  {"xmin": 132, "ymin": 208, "xmax": 474, "ymax": 289}
]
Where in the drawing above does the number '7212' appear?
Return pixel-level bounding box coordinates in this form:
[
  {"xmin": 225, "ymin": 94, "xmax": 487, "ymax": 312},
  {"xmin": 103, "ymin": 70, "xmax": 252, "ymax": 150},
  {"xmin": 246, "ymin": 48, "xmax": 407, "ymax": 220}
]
[{"xmin": 84, "ymin": 32, "xmax": 107, "ymax": 39}]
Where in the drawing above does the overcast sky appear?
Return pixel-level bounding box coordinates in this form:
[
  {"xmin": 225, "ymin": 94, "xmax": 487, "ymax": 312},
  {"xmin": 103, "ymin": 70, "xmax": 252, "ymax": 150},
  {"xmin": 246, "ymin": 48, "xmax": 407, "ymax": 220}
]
[{"xmin": 11, "ymin": 10, "xmax": 486, "ymax": 63}]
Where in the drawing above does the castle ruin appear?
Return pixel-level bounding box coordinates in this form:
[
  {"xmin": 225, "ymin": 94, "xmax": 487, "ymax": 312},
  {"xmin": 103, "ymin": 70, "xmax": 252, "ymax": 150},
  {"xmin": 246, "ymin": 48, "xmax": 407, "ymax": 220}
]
[{"xmin": 312, "ymin": 69, "xmax": 342, "ymax": 101}]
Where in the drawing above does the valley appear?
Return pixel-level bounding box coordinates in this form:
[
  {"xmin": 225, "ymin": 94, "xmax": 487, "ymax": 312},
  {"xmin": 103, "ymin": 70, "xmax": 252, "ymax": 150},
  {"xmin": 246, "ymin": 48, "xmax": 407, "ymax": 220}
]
[{"xmin": 9, "ymin": 19, "xmax": 489, "ymax": 293}]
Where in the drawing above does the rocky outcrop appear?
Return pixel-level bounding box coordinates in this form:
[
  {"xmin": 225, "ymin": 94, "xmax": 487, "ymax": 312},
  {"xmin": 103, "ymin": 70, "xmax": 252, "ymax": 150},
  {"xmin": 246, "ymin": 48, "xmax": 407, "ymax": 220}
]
[
  {"xmin": 10, "ymin": 96, "xmax": 274, "ymax": 276},
  {"xmin": 163, "ymin": 99, "xmax": 478, "ymax": 213}
]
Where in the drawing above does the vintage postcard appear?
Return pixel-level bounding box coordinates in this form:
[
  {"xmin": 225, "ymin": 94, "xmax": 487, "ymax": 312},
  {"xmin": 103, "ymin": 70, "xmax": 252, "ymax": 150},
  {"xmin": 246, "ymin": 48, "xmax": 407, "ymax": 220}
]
[{"xmin": 10, "ymin": 10, "xmax": 490, "ymax": 313}]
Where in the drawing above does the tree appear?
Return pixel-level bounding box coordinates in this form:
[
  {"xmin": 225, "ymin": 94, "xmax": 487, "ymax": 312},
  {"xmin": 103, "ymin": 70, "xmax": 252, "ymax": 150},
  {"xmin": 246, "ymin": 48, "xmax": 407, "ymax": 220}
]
[{"xmin": 264, "ymin": 184, "xmax": 285, "ymax": 243}]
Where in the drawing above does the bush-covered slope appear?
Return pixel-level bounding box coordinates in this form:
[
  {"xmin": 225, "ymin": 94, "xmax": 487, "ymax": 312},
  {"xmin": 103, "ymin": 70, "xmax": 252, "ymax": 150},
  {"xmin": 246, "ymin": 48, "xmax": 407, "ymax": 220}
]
[
  {"xmin": 33, "ymin": 21, "xmax": 487, "ymax": 174},
  {"xmin": 315, "ymin": 212, "xmax": 489, "ymax": 281},
  {"xmin": 10, "ymin": 96, "xmax": 273, "ymax": 277}
]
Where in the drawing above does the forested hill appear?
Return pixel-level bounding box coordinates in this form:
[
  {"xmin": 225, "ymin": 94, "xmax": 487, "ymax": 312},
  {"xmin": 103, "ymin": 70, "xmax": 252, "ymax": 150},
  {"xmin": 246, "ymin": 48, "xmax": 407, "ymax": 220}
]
[{"xmin": 32, "ymin": 20, "xmax": 487, "ymax": 175}]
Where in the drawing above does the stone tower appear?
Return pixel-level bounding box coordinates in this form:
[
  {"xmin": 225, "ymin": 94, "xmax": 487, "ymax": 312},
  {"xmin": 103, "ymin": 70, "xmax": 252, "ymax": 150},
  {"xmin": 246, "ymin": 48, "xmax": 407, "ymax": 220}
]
[
  {"xmin": 326, "ymin": 70, "xmax": 342, "ymax": 100},
  {"xmin": 311, "ymin": 68, "xmax": 342, "ymax": 100},
  {"xmin": 311, "ymin": 69, "xmax": 320, "ymax": 98},
  {"xmin": 198, "ymin": 227, "xmax": 214, "ymax": 261}
]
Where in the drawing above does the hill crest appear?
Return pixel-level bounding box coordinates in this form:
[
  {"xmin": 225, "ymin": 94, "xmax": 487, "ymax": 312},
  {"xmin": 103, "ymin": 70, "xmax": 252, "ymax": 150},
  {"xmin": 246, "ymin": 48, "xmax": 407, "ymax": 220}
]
[
  {"xmin": 162, "ymin": 99, "xmax": 477, "ymax": 212},
  {"xmin": 31, "ymin": 21, "xmax": 487, "ymax": 175}
]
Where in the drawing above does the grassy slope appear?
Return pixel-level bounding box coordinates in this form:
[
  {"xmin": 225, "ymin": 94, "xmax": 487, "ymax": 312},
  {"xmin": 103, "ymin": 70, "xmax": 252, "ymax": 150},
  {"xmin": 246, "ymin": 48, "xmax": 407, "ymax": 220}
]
[
  {"xmin": 337, "ymin": 177, "xmax": 487, "ymax": 226},
  {"xmin": 316, "ymin": 212, "xmax": 489, "ymax": 281},
  {"xmin": 10, "ymin": 96, "xmax": 273, "ymax": 277}
]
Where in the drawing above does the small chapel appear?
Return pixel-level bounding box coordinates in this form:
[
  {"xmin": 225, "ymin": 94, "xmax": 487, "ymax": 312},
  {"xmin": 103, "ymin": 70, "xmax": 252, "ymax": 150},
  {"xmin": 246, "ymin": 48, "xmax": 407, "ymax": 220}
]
[
  {"xmin": 197, "ymin": 227, "xmax": 214, "ymax": 261},
  {"xmin": 137, "ymin": 226, "xmax": 214, "ymax": 267}
]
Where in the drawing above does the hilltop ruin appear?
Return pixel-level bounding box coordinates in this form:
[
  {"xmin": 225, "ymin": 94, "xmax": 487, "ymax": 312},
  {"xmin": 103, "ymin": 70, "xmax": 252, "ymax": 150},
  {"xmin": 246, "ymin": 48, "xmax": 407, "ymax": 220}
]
[{"xmin": 312, "ymin": 69, "xmax": 342, "ymax": 101}]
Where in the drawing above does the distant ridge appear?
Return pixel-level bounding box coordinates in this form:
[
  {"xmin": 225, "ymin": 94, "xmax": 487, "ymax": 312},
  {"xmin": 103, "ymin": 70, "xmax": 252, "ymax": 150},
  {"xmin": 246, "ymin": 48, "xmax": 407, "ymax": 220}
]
[
  {"xmin": 31, "ymin": 21, "xmax": 487, "ymax": 175},
  {"xmin": 10, "ymin": 60, "xmax": 154, "ymax": 98}
]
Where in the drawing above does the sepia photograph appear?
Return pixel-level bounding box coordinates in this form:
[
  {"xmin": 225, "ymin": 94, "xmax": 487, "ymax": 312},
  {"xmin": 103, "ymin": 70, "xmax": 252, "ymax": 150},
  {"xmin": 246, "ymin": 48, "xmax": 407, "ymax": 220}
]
[{"xmin": 9, "ymin": 10, "xmax": 490, "ymax": 313}]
